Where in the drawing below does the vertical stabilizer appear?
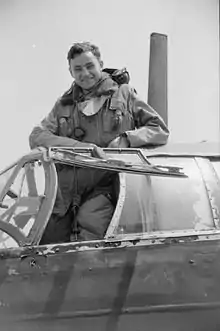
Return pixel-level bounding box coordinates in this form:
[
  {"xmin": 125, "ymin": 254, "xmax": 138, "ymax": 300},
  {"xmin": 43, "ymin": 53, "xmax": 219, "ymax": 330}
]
[{"xmin": 148, "ymin": 33, "xmax": 168, "ymax": 124}]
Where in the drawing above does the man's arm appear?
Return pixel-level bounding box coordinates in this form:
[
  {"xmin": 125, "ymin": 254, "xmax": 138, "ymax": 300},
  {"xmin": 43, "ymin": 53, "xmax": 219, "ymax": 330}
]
[
  {"xmin": 125, "ymin": 87, "xmax": 169, "ymax": 147},
  {"xmin": 29, "ymin": 101, "xmax": 94, "ymax": 150}
]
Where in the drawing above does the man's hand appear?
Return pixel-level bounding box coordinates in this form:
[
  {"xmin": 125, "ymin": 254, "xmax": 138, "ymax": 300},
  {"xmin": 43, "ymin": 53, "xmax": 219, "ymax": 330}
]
[
  {"xmin": 91, "ymin": 145, "xmax": 108, "ymax": 160},
  {"xmin": 75, "ymin": 142, "xmax": 107, "ymax": 160},
  {"xmin": 108, "ymin": 135, "xmax": 130, "ymax": 148}
]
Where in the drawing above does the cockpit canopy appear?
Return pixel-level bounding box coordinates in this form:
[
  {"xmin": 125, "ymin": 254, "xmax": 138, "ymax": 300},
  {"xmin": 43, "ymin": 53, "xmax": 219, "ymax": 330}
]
[{"xmin": 0, "ymin": 145, "xmax": 219, "ymax": 248}]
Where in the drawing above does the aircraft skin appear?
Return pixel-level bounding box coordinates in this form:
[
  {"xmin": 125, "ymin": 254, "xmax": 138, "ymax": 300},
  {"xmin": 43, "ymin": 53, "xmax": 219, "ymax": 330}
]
[{"xmin": 0, "ymin": 144, "xmax": 220, "ymax": 331}]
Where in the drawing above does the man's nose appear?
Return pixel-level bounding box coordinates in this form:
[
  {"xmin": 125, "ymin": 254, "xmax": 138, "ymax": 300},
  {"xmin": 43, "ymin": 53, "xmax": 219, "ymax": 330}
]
[{"xmin": 81, "ymin": 67, "xmax": 90, "ymax": 76}]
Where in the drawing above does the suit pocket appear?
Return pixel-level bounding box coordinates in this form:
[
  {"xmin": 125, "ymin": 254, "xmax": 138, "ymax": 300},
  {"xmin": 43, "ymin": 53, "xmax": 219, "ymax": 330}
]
[{"xmin": 102, "ymin": 97, "xmax": 125, "ymax": 133}]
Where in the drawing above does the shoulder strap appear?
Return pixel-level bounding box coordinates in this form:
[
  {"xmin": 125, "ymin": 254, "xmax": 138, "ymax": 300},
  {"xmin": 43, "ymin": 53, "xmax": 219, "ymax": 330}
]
[
  {"xmin": 102, "ymin": 67, "xmax": 130, "ymax": 85},
  {"xmin": 109, "ymin": 83, "xmax": 133, "ymax": 111}
]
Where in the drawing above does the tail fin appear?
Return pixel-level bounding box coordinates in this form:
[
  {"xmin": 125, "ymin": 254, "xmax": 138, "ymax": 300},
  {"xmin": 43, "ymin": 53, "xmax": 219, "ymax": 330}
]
[{"xmin": 148, "ymin": 32, "xmax": 168, "ymax": 124}]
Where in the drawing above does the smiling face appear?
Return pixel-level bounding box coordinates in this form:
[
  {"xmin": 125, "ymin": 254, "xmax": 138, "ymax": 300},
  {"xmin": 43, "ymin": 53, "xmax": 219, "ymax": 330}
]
[{"xmin": 69, "ymin": 51, "xmax": 103, "ymax": 91}]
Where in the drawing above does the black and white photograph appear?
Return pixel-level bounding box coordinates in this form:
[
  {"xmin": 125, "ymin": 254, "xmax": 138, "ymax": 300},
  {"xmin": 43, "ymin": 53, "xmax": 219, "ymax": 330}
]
[{"xmin": 0, "ymin": 0, "xmax": 219, "ymax": 330}]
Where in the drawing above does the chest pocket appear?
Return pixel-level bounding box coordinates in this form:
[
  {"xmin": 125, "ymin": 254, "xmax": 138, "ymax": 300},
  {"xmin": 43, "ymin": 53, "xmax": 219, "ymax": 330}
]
[
  {"xmin": 102, "ymin": 88, "xmax": 134, "ymax": 133},
  {"xmin": 58, "ymin": 107, "xmax": 74, "ymax": 137}
]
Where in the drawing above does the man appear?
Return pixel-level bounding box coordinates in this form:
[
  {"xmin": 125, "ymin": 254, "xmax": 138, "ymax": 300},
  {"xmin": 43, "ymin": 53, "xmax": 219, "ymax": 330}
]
[{"xmin": 29, "ymin": 42, "xmax": 169, "ymax": 244}]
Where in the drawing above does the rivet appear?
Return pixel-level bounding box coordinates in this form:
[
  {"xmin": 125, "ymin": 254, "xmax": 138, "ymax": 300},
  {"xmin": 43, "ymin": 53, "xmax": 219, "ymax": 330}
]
[{"xmin": 189, "ymin": 259, "xmax": 195, "ymax": 264}]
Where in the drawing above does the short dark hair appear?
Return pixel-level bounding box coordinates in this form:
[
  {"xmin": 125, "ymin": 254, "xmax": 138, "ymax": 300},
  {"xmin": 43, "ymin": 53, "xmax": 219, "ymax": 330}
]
[{"xmin": 67, "ymin": 42, "xmax": 101, "ymax": 63}]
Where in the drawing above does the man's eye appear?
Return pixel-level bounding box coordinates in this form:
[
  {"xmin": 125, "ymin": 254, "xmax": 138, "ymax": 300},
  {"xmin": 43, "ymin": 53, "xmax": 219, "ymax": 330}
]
[
  {"xmin": 87, "ymin": 64, "xmax": 94, "ymax": 69},
  {"xmin": 75, "ymin": 68, "xmax": 81, "ymax": 72}
]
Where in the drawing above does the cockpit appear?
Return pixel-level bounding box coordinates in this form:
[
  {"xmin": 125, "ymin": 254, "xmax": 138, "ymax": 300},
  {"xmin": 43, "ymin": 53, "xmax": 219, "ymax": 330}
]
[{"xmin": 0, "ymin": 147, "xmax": 218, "ymax": 249}]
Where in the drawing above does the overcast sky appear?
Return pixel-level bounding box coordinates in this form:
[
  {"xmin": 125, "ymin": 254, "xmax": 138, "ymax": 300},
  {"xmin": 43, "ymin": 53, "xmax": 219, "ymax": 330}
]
[{"xmin": 0, "ymin": 0, "xmax": 219, "ymax": 170}]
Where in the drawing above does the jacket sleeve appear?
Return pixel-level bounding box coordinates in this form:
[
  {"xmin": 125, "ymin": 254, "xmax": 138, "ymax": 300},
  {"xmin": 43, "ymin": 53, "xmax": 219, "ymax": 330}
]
[
  {"xmin": 29, "ymin": 100, "xmax": 93, "ymax": 149},
  {"xmin": 125, "ymin": 87, "xmax": 169, "ymax": 147}
]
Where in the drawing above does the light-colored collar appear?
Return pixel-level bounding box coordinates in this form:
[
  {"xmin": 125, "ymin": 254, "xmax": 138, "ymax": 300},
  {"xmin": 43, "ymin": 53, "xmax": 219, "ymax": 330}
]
[{"xmin": 78, "ymin": 95, "xmax": 109, "ymax": 116}]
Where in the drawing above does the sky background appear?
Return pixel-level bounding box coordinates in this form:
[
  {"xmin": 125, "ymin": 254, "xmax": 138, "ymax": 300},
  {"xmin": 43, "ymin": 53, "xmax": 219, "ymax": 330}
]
[{"xmin": 0, "ymin": 0, "xmax": 219, "ymax": 170}]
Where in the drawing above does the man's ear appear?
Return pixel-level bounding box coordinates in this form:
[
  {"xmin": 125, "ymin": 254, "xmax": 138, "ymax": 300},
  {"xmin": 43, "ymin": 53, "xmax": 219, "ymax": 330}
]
[
  {"xmin": 99, "ymin": 60, "xmax": 104, "ymax": 69},
  {"xmin": 69, "ymin": 66, "xmax": 74, "ymax": 78}
]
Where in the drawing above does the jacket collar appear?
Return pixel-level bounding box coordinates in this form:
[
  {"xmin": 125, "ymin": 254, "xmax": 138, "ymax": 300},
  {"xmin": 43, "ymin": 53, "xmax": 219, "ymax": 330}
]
[{"xmin": 60, "ymin": 72, "xmax": 118, "ymax": 106}]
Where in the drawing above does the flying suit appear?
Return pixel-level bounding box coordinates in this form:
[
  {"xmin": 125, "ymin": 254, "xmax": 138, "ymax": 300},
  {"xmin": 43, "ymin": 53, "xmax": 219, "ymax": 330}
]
[{"xmin": 29, "ymin": 72, "xmax": 169, "ymax": 244}]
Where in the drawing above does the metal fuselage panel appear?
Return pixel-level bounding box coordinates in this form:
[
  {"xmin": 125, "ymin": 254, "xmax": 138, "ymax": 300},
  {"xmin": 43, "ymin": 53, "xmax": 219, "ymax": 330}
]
[{"xmin": 1, "ymin": 239, "xmax": 220, "ymax": 330}]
